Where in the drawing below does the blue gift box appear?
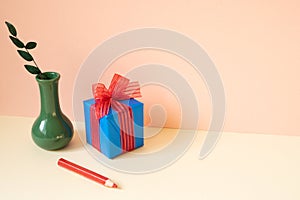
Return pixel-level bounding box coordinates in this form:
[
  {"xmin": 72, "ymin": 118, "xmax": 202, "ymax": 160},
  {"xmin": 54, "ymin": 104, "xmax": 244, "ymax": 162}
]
[{"xmin": 83, "ymin": 98, "xmax": 144, "ymax": 159}]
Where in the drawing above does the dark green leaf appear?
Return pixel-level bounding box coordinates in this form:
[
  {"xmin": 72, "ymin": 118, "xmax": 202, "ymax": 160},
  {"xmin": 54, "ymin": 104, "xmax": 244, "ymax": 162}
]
[
  {"xmin": 5, "ymin": 21, "xmax": 17, "ymax": 36},
  {"xmin": 9, "ymin": 36, "xmax": 24, "ymax": 48},
  {"xmin": 17, "ymin": 50, "xmax": 33, "ymax": 61},
  {"xmin": 25, "ymin": 42, "xmax": 37, "ymax": 49},
  {"xmin": 24, "ymin": 65, "xmax": 41, "ymax": 74}
]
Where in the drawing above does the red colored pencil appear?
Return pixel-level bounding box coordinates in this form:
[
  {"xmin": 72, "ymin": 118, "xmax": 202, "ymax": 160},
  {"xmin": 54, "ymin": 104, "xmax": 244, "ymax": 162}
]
[{"xmin": 57, "ymin": 158, "xmax": 118, "ymax": 188}]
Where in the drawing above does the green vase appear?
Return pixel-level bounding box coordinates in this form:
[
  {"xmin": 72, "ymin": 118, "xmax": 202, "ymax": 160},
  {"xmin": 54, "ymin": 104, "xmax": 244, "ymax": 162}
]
[{"xmin": 32, "ymin": 72, "xmax": 73, "ymax": 150}]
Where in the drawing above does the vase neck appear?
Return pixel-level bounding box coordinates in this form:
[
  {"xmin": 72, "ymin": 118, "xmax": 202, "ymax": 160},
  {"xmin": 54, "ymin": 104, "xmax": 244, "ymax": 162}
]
[{"xmin": 37, "ymin": 79, "xmax": 62, "ymax": 115}]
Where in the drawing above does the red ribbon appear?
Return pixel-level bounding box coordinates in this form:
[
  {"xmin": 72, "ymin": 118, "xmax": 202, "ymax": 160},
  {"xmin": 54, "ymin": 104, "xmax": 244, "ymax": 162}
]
[{"xmin": 91, "ymin": 74, "xmax": 141, "ymax": 152}]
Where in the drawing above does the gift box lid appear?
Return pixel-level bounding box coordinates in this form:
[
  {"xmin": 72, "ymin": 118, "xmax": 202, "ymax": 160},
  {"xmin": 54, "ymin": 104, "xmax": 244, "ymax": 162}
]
[{"xmin": 83, "ymin": 98, "xmax": 143, "ymax": 118}]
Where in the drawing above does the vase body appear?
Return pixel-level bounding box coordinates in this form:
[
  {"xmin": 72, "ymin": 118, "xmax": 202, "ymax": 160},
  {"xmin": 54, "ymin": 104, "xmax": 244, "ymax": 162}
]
[{"xmin": 32, "ymin": 72, "xmax": 73, "ymax": 150}]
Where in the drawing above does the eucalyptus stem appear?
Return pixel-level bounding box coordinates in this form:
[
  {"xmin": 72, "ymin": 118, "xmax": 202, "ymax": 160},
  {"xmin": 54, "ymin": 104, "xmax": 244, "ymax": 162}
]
[
  {"xmin": 5, "ymin": 21, "xmax": 49, "ymax": 79},
  {"xmin": 25, "ymin": 48, "xmax": 39, "ymax": 69}
]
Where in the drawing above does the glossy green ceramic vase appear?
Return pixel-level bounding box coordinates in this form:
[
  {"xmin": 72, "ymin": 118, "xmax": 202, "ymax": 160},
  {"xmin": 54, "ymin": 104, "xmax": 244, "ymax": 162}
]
[{"xmin": 32, "ymin": 72, "xmax": 73, "ymax": 150}]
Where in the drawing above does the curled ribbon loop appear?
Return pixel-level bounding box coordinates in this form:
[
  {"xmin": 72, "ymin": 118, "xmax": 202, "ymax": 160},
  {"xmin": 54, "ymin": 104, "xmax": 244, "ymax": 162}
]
[
  {"xmin": 92, "ymin": 74, "xmax": 142, "ymax": 152},
  {"xmin": 93, "ymin": 74, "xmax": 141, "ymax": 119}
]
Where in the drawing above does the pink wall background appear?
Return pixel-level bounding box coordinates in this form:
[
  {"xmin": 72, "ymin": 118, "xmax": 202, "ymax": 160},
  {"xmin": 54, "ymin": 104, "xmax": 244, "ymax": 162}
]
[{"xmin": 1, "ymin": 1, "xmax": 299, "ymax": 135}]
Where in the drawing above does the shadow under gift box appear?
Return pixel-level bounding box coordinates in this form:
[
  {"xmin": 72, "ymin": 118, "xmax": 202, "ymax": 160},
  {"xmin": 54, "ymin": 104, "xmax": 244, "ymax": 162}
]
[{"xmin": 83, "ymin": 98, "xmax": 144, "ymax": 159}]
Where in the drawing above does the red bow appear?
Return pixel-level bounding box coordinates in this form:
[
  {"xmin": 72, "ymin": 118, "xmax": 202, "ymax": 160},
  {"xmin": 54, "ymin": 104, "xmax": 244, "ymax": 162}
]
[
  {"xmin": 92, "ymin": 74, "xmax": 142, "ymax": 119},
  {"xmin": 91, "ymin": 74, "xmax": 142, "ymax": 152}
]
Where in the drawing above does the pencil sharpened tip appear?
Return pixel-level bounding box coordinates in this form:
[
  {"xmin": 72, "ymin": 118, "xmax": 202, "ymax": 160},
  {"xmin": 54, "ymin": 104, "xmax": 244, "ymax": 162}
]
[{"xmin": 112, "ymin": 183, "xmax": 118, "ymax": 188}]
